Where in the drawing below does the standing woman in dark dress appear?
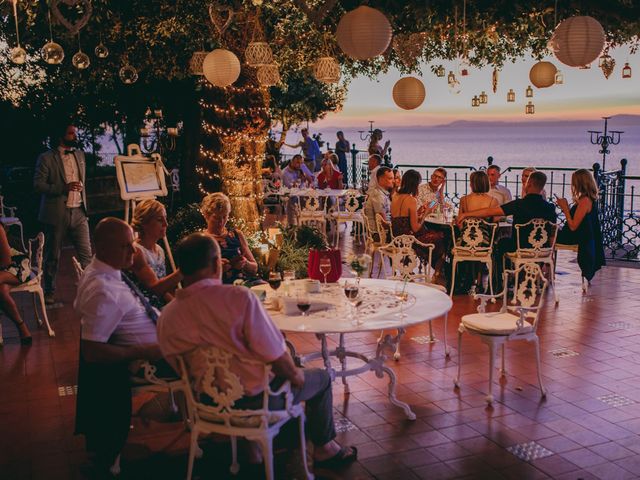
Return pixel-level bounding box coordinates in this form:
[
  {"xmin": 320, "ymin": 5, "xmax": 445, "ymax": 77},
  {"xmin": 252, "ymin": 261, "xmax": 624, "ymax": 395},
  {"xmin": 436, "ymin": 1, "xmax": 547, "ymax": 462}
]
[
  {"xmin": 0, "ymin": 225, "xmax": 32, "ymax": 344},
  {"xmin": 201, "ymin": 192, "xmax": 261, "ymax": 285},
  {"xmin": 555, "ymin": 169, "xmax": 605, "ymax": 281}
]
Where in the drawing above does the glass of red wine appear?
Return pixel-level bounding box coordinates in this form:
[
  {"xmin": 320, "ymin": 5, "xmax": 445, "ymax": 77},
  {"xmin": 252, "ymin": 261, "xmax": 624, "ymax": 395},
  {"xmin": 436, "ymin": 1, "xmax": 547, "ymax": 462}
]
[
  {"xmin": 268, "ymin": 271, "xmax": 282, "ymax": 296},
  {"xmin": 297, "ymin": 292, "xmax": 311, "ymax": 331},
  {"xmin": 319, "ymin": 257, "xmax": 332, "ymax": 288}
]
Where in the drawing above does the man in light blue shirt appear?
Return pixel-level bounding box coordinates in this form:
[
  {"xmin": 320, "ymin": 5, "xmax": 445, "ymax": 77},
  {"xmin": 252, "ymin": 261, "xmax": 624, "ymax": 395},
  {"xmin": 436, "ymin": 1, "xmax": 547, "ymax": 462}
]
[
  {"xmin": 364, "ymin": 166, "xmax": 394, "ymax": 242},
  {"xmin": 281, "ymin": 155, "xmax": 314, "ymax": 224}
]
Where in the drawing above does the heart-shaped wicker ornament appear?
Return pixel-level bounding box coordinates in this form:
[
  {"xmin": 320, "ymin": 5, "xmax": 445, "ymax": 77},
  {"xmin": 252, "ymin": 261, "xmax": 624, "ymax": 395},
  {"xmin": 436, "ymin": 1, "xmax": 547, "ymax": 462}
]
[
  {"xmin": 209, "ymin": 3, "xmax": 234, "ymax": 36},
  {"xmin": 50, "ymin": 0, "xmax": 92, "ymax": 35}
]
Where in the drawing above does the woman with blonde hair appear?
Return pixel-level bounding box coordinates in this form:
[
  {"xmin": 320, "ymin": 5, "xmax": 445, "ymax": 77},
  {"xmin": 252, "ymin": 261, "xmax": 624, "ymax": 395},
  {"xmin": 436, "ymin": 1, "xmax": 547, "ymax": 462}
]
[
  {"xmin": 555, "ymin": 169, "xmax": 604, "ymax": 280},
  {"xmin": 459, "ymin": 171, "xmax": 499, "ymax": 216},
  {"xmin": 129, "ymin": 199, "xmax": 182, "ymax": 306},
  {"xmin": 201, "ymin": 192, "xmax": 260, "ymax": 285}
]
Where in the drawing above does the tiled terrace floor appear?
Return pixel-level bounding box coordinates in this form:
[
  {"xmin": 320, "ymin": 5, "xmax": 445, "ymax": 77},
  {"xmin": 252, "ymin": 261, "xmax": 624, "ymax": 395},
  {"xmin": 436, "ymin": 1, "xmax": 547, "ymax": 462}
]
[{"xmin": 2, "ymin": 246, "xmax": 640, "ymax": 479}]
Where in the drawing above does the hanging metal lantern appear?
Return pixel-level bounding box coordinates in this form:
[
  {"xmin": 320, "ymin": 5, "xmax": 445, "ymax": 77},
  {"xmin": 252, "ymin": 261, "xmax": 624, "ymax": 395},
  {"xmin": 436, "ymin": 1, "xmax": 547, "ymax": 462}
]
[
  {"xmin": 313, "ymin": 56, "xmax": 341, "ymax": 84},
  {"xmin": 189, "ymin": 51, "xmax": 208, "ymax": 75},
  {"xmin": 479, "ymin": 91, "xmax": 488, "ymax": 104},
  {"xmin": 471, "ymin": 96, "xmax": 480, "ymax": 107},
  {"xmin": 245, "ymin": 41, "xmax": 273, "ymax": 67},
  {"xmin": 507, "ymin": 89, "xmax": 516, "ymax": 102},
  {"xmin": 525, "ymin": 101, "xmax": 535, "ymax": 115},
  {"xmin": 256, "ymin": 64, "xmax": 280, "ymax": 87},
  {"xmin": 554, "ymin": 70, "xmax": 564, "ymax": 85},
  {"xmin": 525, "ymin": 85, "xmax": 533, "ymax": 98},
  {"xmin": 436, "ymin": 65, "xmax": 446, "ymax": 77},
  {"xmin": 622, "ymin": 62, "xmax": 632, "ymax": 79},
  {"xmin": 447, "ymin": 71, "xmax": 456, "ymax": 86}
]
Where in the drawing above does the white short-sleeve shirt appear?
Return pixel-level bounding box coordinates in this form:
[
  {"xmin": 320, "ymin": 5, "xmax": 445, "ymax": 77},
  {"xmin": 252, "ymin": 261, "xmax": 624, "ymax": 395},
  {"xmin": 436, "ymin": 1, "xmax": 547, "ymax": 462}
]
[{"xmin": 74, "ymin": 258, "xmax": 158, "ymax": 346}]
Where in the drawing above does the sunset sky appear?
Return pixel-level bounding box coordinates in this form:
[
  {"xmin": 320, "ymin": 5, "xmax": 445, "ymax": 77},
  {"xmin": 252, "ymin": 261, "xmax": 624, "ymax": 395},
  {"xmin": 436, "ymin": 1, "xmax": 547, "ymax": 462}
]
[{"xmin": 314, "ymin": 46, "xmax": 640, "ymax": 128}]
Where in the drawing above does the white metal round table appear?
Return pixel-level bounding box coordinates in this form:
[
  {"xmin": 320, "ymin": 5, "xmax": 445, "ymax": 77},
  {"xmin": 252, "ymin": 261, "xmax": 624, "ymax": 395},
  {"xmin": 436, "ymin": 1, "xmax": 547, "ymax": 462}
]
[
  {"xmin": 277, "ymin": 187, "xmax": 349, "ymax": 198},
  {"xmin": 253, "ymin": 278, "xmax": 453, "ymax": 420}
]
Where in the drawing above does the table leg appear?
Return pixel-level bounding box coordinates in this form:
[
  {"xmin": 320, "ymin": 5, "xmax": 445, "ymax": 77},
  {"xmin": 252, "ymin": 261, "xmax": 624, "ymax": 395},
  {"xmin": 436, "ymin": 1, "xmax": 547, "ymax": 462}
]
[
  {"xmin": 376, "ymin": 333, "xmax": 417, "ymax": 420},
  {"xmin": 318, "ymin": 334, "xmax": 336, "ymax": 382},
  {"xmin": 337, "ymin": 334, "xmax": 349, "ymax": 393}
]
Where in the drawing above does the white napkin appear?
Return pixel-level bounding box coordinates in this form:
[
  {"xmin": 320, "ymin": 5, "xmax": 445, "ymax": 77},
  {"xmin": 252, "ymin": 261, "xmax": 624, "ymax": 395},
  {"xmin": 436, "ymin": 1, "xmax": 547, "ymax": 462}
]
[{"xmin": 276, "ymin": 297, "xmax": 332, "ymax": 316}]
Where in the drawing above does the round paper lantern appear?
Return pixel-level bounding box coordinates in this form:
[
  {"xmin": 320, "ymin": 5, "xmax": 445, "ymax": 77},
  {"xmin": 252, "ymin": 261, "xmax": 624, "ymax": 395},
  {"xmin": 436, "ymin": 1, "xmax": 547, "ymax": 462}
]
[
  {"xmin": 313, "ymin": 56, "xmax": 341, "ymax": 83},
  {"xmin": 529, "ymin": 61, "xmax": 557, "ymax": 88},
  {"xmin": 336, "ymin": 6, "xmax": 392, "ymax": 60},
  {"xmin": 549, "ymin": 16, "xmax": 605, "ymax": 68},
  {"xmin": 203, "ymin": 49, "xmax": 241, "ymax": 87},
  {"xmin": 392, "ymin": 77, "xmax": 426, "ymax": 110},
  {"xmin": 245, "ymin": 41, "xmax": 273, "ymax": 67},
  {"xmin": 257, "ymin": 64, "xmax": 280, "ymax": 87}
]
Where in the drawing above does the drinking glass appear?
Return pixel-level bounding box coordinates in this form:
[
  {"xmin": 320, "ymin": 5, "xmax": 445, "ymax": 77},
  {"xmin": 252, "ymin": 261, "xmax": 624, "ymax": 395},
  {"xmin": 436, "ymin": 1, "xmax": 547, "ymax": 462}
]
[
  {"xmin": 319, "ymin": 258, "xmax": 332, "ymax": 288},
  {"xmin": 394, "ymin": 281, "xmax": 409, "ymax": 319},
  {"xmin": 296, "ymin": 292, "xmax": 311, "ymax": 331},
  {"xmin": 268, "ymin": 271, "xmax": 282, "ymax": 296},
  {"xmin": 283, "ymin": 269, "xmax": 295, "ymax": 295},
  {"xmin": 343, "ymin": 279, "xmax": 360, "ymax": 324}
]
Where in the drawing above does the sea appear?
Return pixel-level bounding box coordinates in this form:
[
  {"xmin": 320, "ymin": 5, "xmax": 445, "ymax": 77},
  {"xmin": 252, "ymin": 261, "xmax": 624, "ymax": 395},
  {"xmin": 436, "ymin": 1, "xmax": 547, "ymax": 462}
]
[{"xmin": 282, "ymin": 117, "xmax": 640, "ymax": 177}]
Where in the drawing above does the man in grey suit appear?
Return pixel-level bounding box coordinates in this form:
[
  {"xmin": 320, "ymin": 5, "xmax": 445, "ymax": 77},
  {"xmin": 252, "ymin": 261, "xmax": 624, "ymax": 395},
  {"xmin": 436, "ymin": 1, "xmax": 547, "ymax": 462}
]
[{"xmin": 34, "ymin": 124, "xmax": 92, "ymax": 304}]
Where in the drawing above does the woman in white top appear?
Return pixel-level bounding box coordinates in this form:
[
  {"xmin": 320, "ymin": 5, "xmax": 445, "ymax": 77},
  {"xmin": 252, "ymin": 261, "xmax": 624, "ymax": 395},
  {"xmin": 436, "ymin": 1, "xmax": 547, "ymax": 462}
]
[{"xmin": 129, "ymin": 199, "xmax": 182, "ymax": 307}]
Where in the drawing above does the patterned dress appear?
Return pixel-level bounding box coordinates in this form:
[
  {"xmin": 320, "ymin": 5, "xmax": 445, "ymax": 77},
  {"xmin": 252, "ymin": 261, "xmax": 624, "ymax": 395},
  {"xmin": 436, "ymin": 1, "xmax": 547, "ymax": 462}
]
[
  {"xmin": 131, "ymin": 243, "xmax": 167, "ymax": 309},
  {"xmin": 1, "ymin": 247, "xmax": 31, "ymax": 283}
]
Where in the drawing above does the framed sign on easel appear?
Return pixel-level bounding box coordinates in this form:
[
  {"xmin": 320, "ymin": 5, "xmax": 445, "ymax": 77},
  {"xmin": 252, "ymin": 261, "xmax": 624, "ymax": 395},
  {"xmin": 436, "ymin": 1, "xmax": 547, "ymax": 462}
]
[{"xmin": 114, "ymin": 144, "xmax": 176, "ymax": 272}]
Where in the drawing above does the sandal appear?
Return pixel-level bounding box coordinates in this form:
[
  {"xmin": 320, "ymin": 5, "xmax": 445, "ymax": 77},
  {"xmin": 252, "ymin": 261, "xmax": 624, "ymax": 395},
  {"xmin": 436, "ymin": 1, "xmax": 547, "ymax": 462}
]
[
  {"xmin": 314, "ymin": 446, "xmax": 358, "ymax": 470},
  {"xmin": 16, "ymin": 320, "xmax": 32, "ymax": 346}
]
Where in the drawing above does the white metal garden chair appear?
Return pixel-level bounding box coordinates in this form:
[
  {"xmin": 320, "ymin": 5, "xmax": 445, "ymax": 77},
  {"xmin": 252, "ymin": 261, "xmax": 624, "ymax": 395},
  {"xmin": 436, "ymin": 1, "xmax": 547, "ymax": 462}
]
[
  {"xmin": 0, "ymin": 195, "xmax": 26, "ymax": 251},
  {"xmin": 454, "ymin": 263, "xmax": 548, "ymax": 405},
  {"xmin": 177, "ymin": 347, "xmax": 313, "ymax": 480},
  {"xmin": 330, "ymin": 189, "xmax": 365, "ymax": 247},
  {"xmin": 2, "ymin": 233, "xmax": 55, "ymax": 345},
  {"xmin": 296, "ymin": 190, "xmax": 328, "ymax": 235},
  {"xmin": 378, "ymin": 234, "xmax": 449, "ymax": 360},
  {"xmin": 504, "ymin": 219, "xmax": 559, "ymax": 303},
  {"xmin": 449, "ymin": 218, "xmax": 497, "ymax": 297}
]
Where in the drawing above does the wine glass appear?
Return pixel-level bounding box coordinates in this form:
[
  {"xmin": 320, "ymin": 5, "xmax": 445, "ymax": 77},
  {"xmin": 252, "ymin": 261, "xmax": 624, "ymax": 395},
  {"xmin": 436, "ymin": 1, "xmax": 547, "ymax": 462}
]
[
  {"xmin": 283, "ymin": 269, "xmax": 295, "ymax": 295},
  {"xmin": 319, "ymin": 257, "xmax": 332, "ymax": 288},
  {"xmin": 268, "ymin": 271, "xmax": 282, "ymax": 296},
  {"xmin": 343, "ymin": 279, "xmax": 360, "ymax": 324},
  {"xmin": 296, "ymin": 292, "xmax": 311, "ymax": 331},
  {"xmin": 394, "ymin": 281, "xmax": 409, "ymax": 319}
]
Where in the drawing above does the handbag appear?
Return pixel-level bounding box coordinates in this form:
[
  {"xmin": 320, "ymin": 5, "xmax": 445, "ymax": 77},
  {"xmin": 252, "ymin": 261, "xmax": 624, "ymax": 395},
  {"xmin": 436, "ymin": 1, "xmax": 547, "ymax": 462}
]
[{"xmin": 307, "ymin": 248, "xmax": 342, "ymax": 283}]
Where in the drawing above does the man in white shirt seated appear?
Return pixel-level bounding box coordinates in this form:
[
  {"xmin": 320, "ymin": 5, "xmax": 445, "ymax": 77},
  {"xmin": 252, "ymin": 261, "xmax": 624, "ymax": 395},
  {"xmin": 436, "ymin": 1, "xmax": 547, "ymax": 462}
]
[
  {"xmin": 366, "ymin": 154, "xmax": 381, "ymax": 192},
  {"xmin": 486, "ymin": 164, "xmax": 513, "ymax": 205},
  {"xmin": 364, "ymin": 166, "xmax": 394, "ymax": 242},
  {"xmin": 74, "ymin": 217, "xmax": 169, "ymax": 472},
  {"xmin": 157, "ymin": 233, "xmax": 358, "ymax": 470}
]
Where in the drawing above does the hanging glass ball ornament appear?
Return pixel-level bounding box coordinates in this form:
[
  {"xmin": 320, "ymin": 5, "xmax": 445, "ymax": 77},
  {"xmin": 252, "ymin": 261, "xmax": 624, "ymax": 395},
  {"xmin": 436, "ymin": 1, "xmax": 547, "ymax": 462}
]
[
  {"xmin": 10, "ymin": 46, "xmax": 27, "ymax": 64},
  {"xmin": 119, "ymin": 64, "xmax": 139, "ymax": 84},
  {"xmin": 41, "ymin": 41, "xmax": 65, "ymax": 65},
  {"xmin": 72, "ymin": 51, "xmax": 90, "ymax": 69},
  {"xmin": 94, "ymin": 42, "xmax": 109, "ymax": 59}
]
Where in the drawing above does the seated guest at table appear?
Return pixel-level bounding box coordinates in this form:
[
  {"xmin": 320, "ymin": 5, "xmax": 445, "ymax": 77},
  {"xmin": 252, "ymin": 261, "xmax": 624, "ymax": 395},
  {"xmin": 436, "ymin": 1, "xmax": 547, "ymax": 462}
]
[
  {"xmin": 262, "ymin": 154, "xmax": 282, "ymax": 180},
  {"xmin": 0, "ymin": 224, "xmax": 32, "ymax": 345},
  {"xmin": 521, "ymin": 166, "xmax": 547, "ymax": 199},
  {"xmin": 459, "ymin": 171, "xmax": 500, "ymax": 219},
  {"xmin": 74, "ymin": 218, "xmax": 169, "ymax": 473},
  {"xmin": 317, "ymin": 157, "xmax": 344, "ymax": 190},
  {"xmin": 282, "ymin": 154, "xmax": 314, "ymax": 188},
  {"xmin": 129, "ymin": 199, "xmax": 182, "ymax": 308},
  {"xmin": 201, "ymin": 192, "xmax": 261, "ymax": 285},
  {"xmin": 417, "ymin": 167, "xmax": 447, "ymax": 214},
  {"xmin": 157, "ymin": 233, "xmax": 358, "ymax": 470},
  {"xmin": 391, "ymin": 169, "xmax": 446, "ymax": 282},
  {"xmin": 364, "ymin": 166, "xmax": 394, "ymax": 242},
  {"xmin": 486, "ymin": 164, "xmax": 513, "ymax": 205},
  {"xmin": 391, "ymin": 168, "xmax": 402, "ymax": 197},
  {"xmin": 555, "ymin": 169, "xmax": 605, "ymax": 281},
  {"xmin": 366, "ymin": 154, "xmax": 382, "ymax": 192}
]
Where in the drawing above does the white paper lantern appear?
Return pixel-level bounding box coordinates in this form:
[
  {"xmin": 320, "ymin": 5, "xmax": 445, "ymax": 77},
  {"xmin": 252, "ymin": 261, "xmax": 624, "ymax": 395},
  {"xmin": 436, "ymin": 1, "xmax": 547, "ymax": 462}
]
[
  {"xmin": 203, "ymin": 49, "xmax": 241, "ymax": 87},
  {"xmin": 529, "ymin": 61, "xmax": 557, "ymax": 88},
  {"xmin": 257, "ymin": 64, "xmax": 280, "ymax": 87},
  {"xmin": 549, "ymin": 16, "xmax": 605, "ymax": 68},
  {"xmin": 245, "ymin": 41, "xmax": 273, "ymax": 67},
  {"xmin": 336, "ymin": 6, "xmax": 392, "ymax": 60},
  {"xmin": 313, "ymin": 56, "xmax": 341, "ymax": 83},
  {"xmin": 392, "ymin": 77, "xmax": 426, "ymax": 110},
  {"xmin": 189, "ymin": 51, "xmax": 208, "ymax": 75}
]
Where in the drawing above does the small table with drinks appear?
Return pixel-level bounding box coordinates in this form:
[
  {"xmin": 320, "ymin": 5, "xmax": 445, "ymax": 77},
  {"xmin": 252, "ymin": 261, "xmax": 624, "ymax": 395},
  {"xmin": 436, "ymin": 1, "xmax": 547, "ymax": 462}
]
[{"xmin": 252, "ymin": 278, "xmax": 453, "ymax": 420}]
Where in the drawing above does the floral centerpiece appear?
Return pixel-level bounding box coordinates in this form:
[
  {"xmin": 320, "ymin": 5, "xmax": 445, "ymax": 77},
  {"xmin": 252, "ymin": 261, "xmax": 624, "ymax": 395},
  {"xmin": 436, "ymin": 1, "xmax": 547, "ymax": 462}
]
[{"xmin": 347, "ymin": 253, "xmax": 371, "ymax": 279}]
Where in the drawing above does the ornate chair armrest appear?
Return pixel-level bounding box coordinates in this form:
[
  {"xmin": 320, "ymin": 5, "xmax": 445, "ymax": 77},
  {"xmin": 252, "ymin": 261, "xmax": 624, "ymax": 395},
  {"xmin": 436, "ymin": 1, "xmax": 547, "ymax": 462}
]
[
  {"xmin": 513, "ymin": 306, "xmax": 538, "ymax": 330},
  {"xmin": 267, "ymin": 379, "xmax": 294, "ymax": 410},
  {"xmin": 474, "ymin": 292, "xmax": 504, "ymax": 312}
]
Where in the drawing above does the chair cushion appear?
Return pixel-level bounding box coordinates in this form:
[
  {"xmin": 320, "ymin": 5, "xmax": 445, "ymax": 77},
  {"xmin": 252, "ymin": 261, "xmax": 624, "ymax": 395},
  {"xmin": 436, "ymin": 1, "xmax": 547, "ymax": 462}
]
[
  {"xmin": 198, "ymin": 409, "xmax": 291, "ymax": 427},
  {"xmin": 461, "ymin": 312, "xmax": 533, "ymax": 335}
]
